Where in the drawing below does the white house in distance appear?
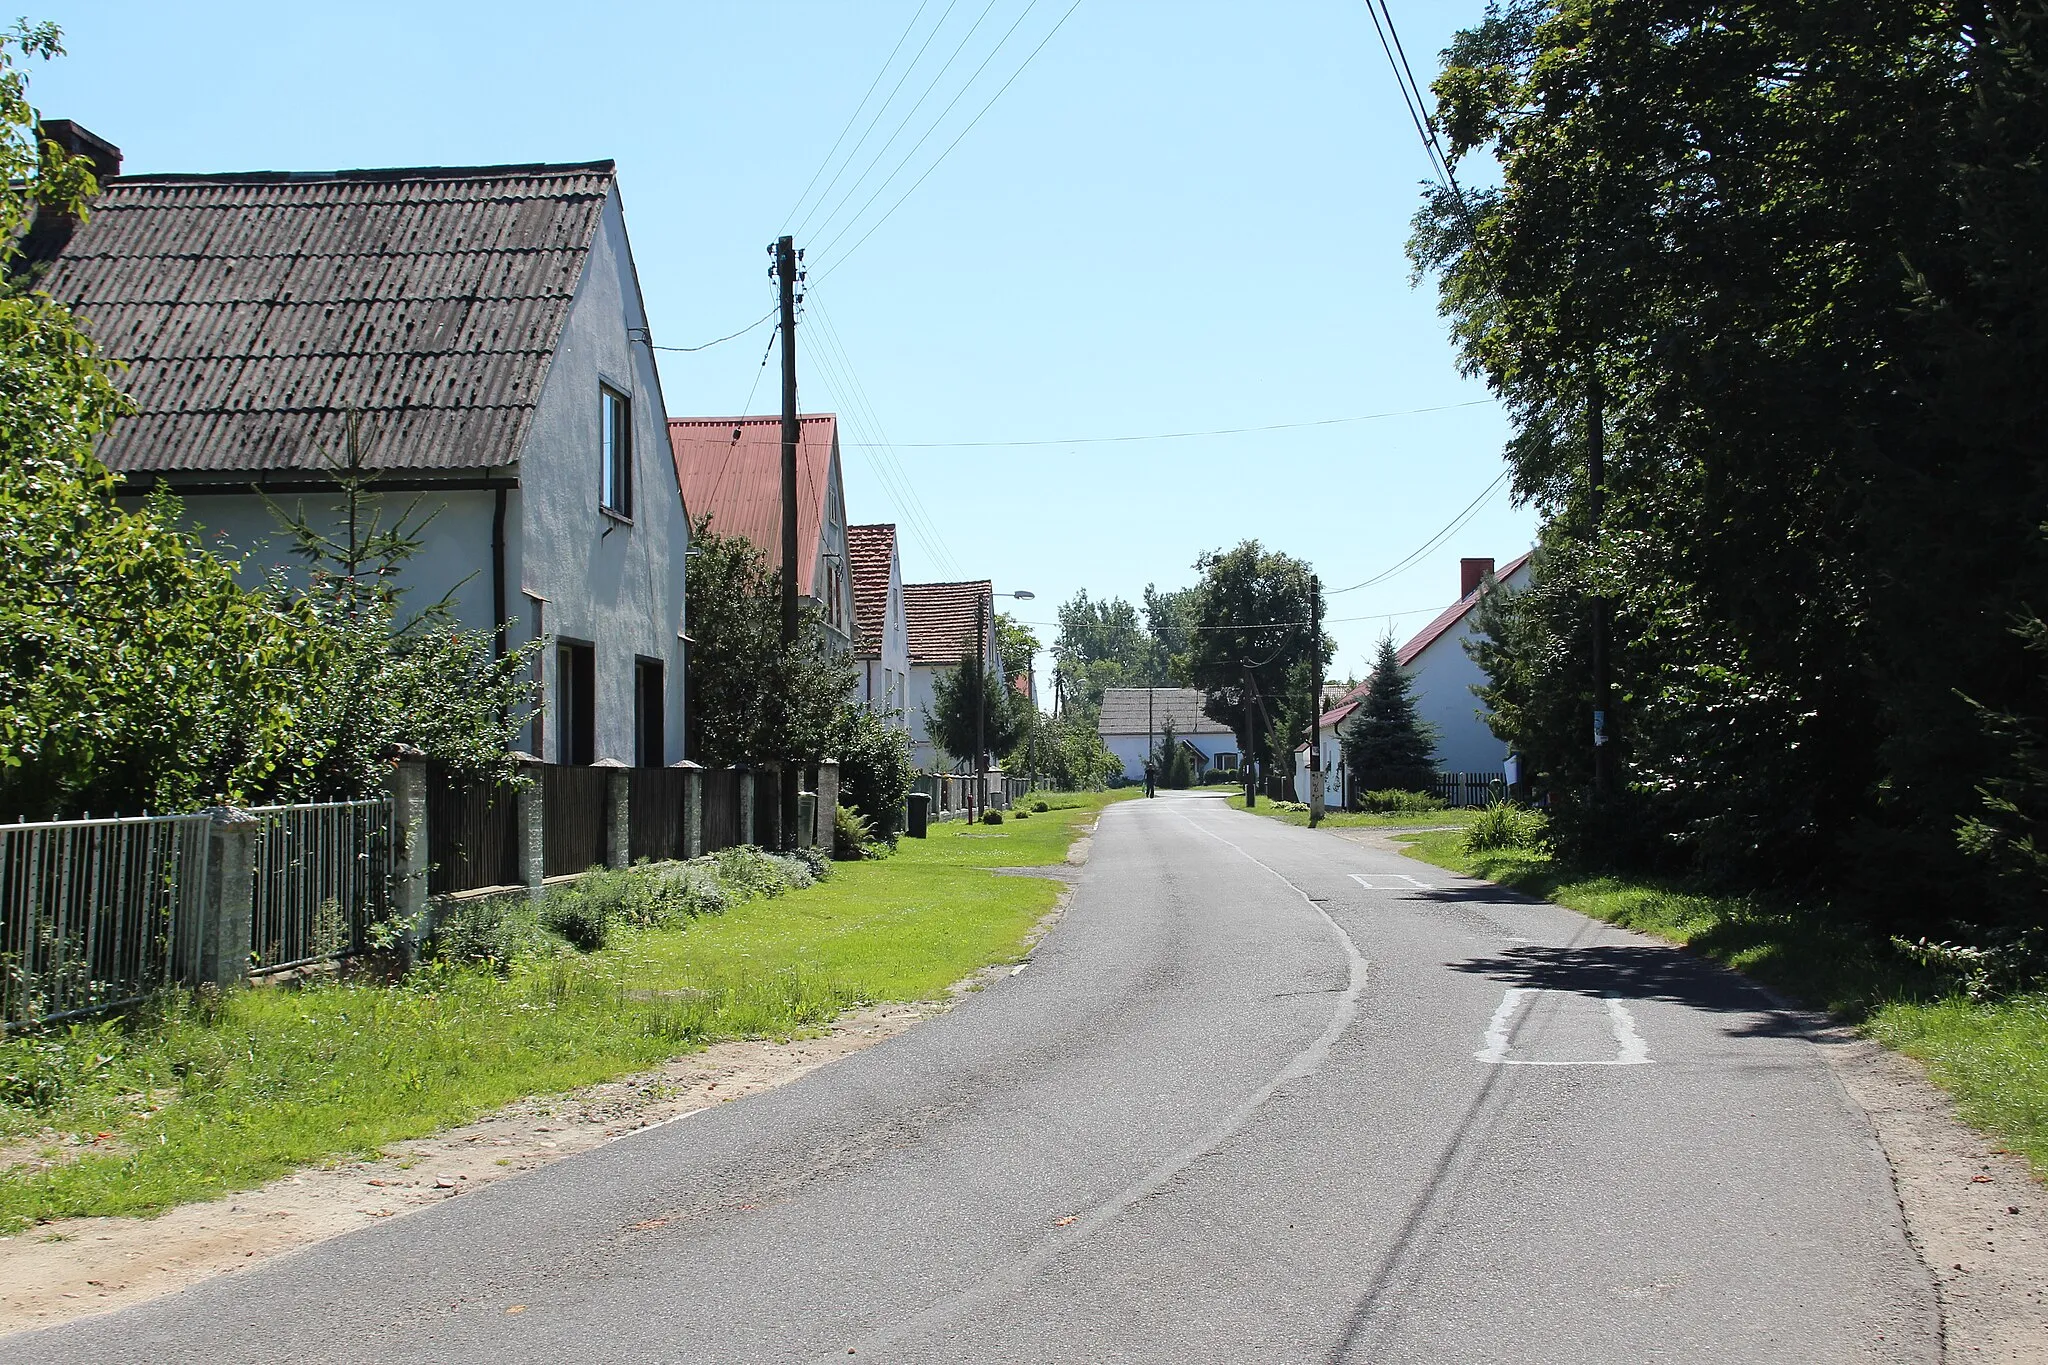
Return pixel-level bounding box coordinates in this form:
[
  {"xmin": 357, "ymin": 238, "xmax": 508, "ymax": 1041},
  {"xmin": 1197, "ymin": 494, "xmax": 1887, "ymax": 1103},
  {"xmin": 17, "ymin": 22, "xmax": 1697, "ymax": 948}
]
[
  {"xmin": 667, "ymin": 413, "xmax": 856, "ymax": 654},
  {"xmin": 1313, "ymin": 553, "xmax": 1534, "ymax": 801},
  {"xmin": 1097, "ymin": 688, "xmax": 1238, "ymax": 783},
  {"xmin": 902, "ymin": 580, "xmax": 1005, "ymax": 772},
  {"xmin": 847, "ymin": 523, "xmax": 911, "ymax": 729},
  {"xmin": 32, "ymin": 129, "xmax": 690, "ymax": 767}
]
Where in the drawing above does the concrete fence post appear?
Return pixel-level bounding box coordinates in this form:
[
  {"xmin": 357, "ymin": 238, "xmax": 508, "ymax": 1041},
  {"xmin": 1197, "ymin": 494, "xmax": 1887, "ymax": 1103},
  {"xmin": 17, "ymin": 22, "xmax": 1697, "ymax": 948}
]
[
  {"xmin": 816, "ymin": 759, "xmax": 840, "ymax": 851},
  {"xmin": 383, "ymin": 745, "xmax": 430, "ymax": 950},
  {"xmin": 673, "ymin": 760, "xmax": 704, "ymax": 860},
  {"xmin": 596, "ymin": 759, "xmax": 631, "ymax": 868},
  {"xmin": 511, "ymin": 753, "xmax": 545, "ymax": 896},
  {"xmin": 197, "ymin": 806, "xmax": 258, "ymax": 988},
  {"xmin": 738, "ymin": 768, "xmax": 756, "ymax": 847}
]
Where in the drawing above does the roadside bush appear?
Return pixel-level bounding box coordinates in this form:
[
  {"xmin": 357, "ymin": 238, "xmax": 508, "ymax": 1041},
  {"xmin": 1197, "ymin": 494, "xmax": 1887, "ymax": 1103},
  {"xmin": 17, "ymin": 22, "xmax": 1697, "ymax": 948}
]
[
  {"xmin": 1357, "ymin": 789, "xmax": 1449, "ymax": 814},
  {"xmin": 981, "ymin": 808, "xmax": 1005, "ymax": 825},
  {"xmin": 0, "ymin": 1020, "xmax": 124, "ymax": 1113},
  {"xmin": 1014, "ymin": 809, "xmax": 1031, "ymax": 819},
  {"xmin": 834, "ymin": 706, "xmax": 915, "ymax": 841},
  {"xmin": 834, "ymin": 803, "xmax": 876, "ymax": 860},
  {"xmin": 1031, "ymin": 799, "xmax": 1049, "ymax": 812},
  {"xmin": 1894, "ymin": 928, "xmax": 2048, "ymax": 1003},
  {"xmin": 432, "ymin": 894, "xmax": 552, "ymax": 966},
  {"xmin": 541, "ymin": 876, "xmax": 614, "ymax": 952},
  {"xmin": 1464, "ymin": 800, "xmax": 1549, "ymax": 854}
]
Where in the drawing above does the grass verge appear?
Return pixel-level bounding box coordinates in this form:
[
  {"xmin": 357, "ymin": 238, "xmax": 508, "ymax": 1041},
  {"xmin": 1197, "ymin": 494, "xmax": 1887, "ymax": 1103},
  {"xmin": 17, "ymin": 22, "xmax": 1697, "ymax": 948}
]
[
  {"xmin": 1223, "ymin": 791, "xmax": 1479, "ymax": 830},
  {"xmin": 1397, "ymin": 830, "xmax": 2048, "ymax": 1176},
  {"xmin": 0, "ymin": 790, "xmax": 1129, "ymax": 1231}
]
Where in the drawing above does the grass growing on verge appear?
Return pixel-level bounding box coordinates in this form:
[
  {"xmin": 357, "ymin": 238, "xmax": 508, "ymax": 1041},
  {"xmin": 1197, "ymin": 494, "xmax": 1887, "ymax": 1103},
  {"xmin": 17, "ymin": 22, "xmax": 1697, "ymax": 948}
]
[
  {"xmin": 1224, "ymin": 791, "xmax": 1480, "ymax": 830},
  {"xmin": 0, "ymin": 791, "xmax": 1127, "ymax": 1231},
  {"xmin": 1397, "ymin": 829, "xmax": 2048, "ymax": 1176}
]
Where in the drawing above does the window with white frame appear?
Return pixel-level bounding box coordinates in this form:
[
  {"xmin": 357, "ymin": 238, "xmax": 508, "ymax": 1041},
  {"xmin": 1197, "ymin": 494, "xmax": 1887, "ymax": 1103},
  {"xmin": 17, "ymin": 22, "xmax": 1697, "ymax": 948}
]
[{"xmin": 601, "ymin": 384, "xmax": 632, "ymax": 517}]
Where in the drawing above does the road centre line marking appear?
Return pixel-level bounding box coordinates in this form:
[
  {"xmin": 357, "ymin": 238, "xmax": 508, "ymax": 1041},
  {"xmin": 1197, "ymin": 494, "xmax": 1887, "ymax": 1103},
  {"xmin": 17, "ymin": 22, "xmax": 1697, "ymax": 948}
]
[
  {"xmin": 845, "ymin": 811, "xmax": 1370, "ymax": 1355},
  {"xmin": 1350, "ymin": 873, "xmax": 1434, "ymax": 891},
  {"xmin": 1473, "ymin": 987, "xmax": 1653, "ymax": 1066}
]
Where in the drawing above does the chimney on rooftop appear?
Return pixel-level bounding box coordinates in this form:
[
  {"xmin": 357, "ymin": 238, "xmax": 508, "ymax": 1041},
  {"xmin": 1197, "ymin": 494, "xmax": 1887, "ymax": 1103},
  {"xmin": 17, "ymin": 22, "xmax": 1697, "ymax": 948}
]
[
  {"xmin": 1461, "ymin": 557, "xmax": 1495, "ymax": 599},
  {"xmin": 37, "ymin": 120, "xmax": 121, "ymax": 182}
]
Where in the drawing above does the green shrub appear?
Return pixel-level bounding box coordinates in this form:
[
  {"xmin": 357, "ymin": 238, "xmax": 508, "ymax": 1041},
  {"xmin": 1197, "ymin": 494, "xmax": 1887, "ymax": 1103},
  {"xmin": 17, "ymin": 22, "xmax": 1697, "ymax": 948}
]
[
  {"xmin": 1031, "ymin": 798, "xmax": 1050, "ymax": 812},
  {"xmin": 1014, "ymin": 809, "xmax": 1031, "ymax": 819},
  {"xmin": 1464, "ymin": 800, "xmax": 1549, "ymax": 853},
  {"xmin": 1357, "ymin": 789, "xmax": 1450, "ymax": 814},
  {"xmin": 981, "ymin": 808, "xmax": 1005, "ymax": 825},
  {"xmin": 432, "ymin": 894, "xmax": 552, "ymax": 966},
  {"xmin": 835, "ymin": 707, "xmax": 915, "ymax": 840},
  {"xmin": 541, "ymin": 875, "xmax": 614, "ymax": 952},
  {"xmin": 833, "ymin": 803, "xmax": 876, "ymax": 860},
  {"xmin": 0, "ymin": 1020, "xmax": 124, "ymax": 1113}
]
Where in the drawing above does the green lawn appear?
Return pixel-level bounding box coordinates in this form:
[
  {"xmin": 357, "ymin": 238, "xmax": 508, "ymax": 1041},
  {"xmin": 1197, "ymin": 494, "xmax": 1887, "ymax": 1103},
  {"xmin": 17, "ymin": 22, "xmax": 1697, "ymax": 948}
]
[
  {"xmin": 0, "ymin": 790, "xmax": 1129, "ymax": 1231},
  {"xmin": 1223, "ymin": 791, "xmax": 1480, "ymax": 830},
  {"xmin": 1398, "ymin": 830, "xmax": 2048, "ymax": 1176}
]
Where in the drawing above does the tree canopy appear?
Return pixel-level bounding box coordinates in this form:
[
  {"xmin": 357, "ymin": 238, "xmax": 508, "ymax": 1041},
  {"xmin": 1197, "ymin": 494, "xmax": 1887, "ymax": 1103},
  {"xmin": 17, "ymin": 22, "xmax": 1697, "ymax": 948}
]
[
  {"xmin": 1419, "ymin": 0, "xmax": 2048, "ymax": 931},
  {"xmin": 1181, "ymin": 541, "xmax": 1330, "ymax": 776}
]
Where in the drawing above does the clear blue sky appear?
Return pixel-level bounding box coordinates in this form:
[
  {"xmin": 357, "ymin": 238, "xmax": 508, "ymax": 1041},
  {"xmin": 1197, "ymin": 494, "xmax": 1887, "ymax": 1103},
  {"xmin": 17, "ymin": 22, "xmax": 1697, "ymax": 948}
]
[{"xmin": 34, "ymin": 0, "xmax": 1531, "ymax": 691}]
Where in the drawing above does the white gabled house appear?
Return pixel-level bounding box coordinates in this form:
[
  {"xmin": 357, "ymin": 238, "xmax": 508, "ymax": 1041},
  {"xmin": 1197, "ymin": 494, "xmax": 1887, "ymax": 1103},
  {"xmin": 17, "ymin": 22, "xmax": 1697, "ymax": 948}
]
[
  {"xmin": 32, "ymin": 130, "xmax": 691, "ymax": 768},
  {"xmin": 847, "ymin": 524, "xmax": 912, "ymax": 729}
]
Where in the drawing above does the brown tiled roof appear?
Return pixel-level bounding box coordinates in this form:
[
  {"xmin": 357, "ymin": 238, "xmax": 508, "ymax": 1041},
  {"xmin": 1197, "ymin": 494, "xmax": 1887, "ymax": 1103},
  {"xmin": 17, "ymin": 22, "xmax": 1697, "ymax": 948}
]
[
  {"xmin": 903, "ymin": 580, "xmax": 990, "ymax": 666},
  {"xmin": 846, "ymin": 523, "xmax": 896, "ymax": 655},
  {"xmin": 1096, "ymin": 688, "xmax": 1233, "ymax": 737},
  {"xmin": 668, "ymin": 415, "xmax": 837, "ymax": 591},
  {"xmin": 34, "ymin": 162, "xmax": 616, "ymax": 476},
  {"xmin": 1397, "ymin": 550, "xmax": 1533, "ymax": 667}
]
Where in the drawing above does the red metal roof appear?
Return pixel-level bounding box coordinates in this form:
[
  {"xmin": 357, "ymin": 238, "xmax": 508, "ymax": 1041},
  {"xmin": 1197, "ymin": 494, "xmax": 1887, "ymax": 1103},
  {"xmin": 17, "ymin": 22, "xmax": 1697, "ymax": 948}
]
[
  {"xmin": 1396, "ymin": 550, "xmax": 1531, "ymax": 668},
  {"xmin": 846, "ymin": 523, "xmax": 896, "ymax": 656},
  {"xmin": 668, "ymin": 414, "xmax": 837, "ymax": 590},
  {"xmin": 903, "ymin": 580, "xmax": 991, "ymax": 666}
]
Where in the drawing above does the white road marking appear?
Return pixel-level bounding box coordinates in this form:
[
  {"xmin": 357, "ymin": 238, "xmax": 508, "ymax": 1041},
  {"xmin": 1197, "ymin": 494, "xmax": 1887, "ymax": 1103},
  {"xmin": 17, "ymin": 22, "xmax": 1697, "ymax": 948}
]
[
  {"xmin": 1474, "ymin": 987, "xmax": 1653, "ymax": 1066},
  {"xmin": 1349, "ymin": 873, "xmax": 1434, "ymax": 891}
]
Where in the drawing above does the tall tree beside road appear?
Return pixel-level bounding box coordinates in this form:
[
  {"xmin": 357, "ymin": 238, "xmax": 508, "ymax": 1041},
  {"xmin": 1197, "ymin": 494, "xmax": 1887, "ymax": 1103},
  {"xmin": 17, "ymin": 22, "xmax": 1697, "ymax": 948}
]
[
  {"xmin": 1051, "ymin": 589, "xmax": 1180, "ymax": 722},
  {"xmin": 995, "ymin": 612, "xmax": 1040, "ymax": 691},
  {"xmin": 1416, "ymin": 0, "xmax": 2048, "ymax": 933},
  {"xmin": 1181, "ymin": 541, "xmax": 1330, "ymax": 781},
  {"xmin": 683, "ymin": 522, "xmax": 856, "ymax": 771},
  {"xmin": 925, "ymin": 650, "xmax": 1025, "ymax": 771},
  {"xmin": 0, "ymin": 21, "xmax": 318, "ymax": 820},
  {"xmin": 1343, "ymin": 636, "xmax": 1438, "ymax": 795}
]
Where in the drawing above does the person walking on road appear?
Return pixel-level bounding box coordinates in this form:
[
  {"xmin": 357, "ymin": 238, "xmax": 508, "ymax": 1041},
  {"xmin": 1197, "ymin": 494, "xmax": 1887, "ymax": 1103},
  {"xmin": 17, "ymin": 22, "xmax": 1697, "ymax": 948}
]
[{"xmin": 1143, "ymin": 760, "xmax": 1157, "ymax": 799}]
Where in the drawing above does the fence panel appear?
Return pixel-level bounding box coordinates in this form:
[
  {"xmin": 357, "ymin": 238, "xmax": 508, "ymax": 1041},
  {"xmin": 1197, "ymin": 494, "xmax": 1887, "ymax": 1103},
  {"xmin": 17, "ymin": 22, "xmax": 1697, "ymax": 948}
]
[
  {"xmin": 700, "ymin": 770, "xmax": 740, "ymax": 852},
  {"xmin": 248, "ymin": 800, "xmax": 391, "ymax": 973},
  {"xmin": 628, "ymin": 769, "xmax": 688, "ymax": 864},
  {"xmin": 1431, "ymin": 772, "xmax": 1505, "ymax": 808},
  {"xmin": 542, "ymin": 765, "xmax": 610, "ymax": 877},
  {"xmin": 751, "ymin": 771, "xmax": 779, "ymax": 849},
  {"xmin": 426, "ymin": 763, "xmax": 520, "ymax": 895},
  {"xmin": 1, "ymin": 813, "xmax": 210, "ymax": 1028}
]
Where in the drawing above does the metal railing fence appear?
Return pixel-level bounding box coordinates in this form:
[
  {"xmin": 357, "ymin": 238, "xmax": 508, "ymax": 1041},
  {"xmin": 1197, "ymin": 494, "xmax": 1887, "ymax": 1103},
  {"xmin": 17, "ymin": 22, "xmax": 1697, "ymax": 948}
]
[
  {"xmin": 248, "ymin": 799, "xmax": 392, "ymax": 973},
  {"xmin": 1, "ymin": 812, "xmax": 211, "ymax": 1028},
  {"xmin": 1430, "ymin": 772, "xmax": 1507, "ymax": 808}
]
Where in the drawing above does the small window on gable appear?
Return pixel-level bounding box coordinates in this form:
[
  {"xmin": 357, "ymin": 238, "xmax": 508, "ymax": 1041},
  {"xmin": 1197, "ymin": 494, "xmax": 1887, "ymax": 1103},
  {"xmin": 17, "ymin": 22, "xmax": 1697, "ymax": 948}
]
[{"xmin": 601, "ymin": 385, "xmax": 632, "ymax": 518}]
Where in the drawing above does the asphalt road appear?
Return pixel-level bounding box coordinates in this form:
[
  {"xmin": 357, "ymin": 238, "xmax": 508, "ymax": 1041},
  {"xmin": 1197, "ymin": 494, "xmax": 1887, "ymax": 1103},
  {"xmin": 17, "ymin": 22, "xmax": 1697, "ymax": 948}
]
[{"xmin": 4, "ymin": 792, "xmax": 1937, "ymax": 1363}]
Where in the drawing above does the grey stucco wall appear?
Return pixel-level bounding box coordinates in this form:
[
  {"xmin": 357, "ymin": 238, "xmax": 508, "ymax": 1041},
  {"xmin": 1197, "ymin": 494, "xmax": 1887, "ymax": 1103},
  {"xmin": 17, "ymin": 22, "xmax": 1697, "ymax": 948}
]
[{"xmin": 516, "ymin": 183, "xmax": 688, "ymax": 766}]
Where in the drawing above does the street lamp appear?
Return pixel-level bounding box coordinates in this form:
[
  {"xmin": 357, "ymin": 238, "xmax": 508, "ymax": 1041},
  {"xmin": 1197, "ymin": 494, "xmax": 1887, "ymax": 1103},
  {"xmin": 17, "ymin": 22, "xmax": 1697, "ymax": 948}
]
[{"xmin": 978, "ymin": 588, "xmax": 1034, "ymax": 817}]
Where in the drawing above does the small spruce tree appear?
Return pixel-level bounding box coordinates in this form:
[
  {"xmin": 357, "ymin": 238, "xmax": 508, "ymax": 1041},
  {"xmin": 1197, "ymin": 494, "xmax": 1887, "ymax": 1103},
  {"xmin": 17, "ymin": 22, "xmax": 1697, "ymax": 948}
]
[
  {"xmin": 1152, "ymin": 718, "xmax": 1195, "ymax": 789},
  {"xmin": 1342, "ymin": 635, "xmax": 1439, "ymax": 794}
]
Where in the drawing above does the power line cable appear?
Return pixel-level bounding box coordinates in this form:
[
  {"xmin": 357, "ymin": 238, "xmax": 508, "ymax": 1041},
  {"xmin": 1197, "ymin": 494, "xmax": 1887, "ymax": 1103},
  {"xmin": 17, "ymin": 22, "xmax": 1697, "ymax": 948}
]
[
  {"xmin": 1374, "ymin": 0, "xmax": 1461, "ymax": 194},
  {"xmin": 813, "ymin": 0, "xmax": 1083, "ymax": 281},
  {"xmin": 782, "ymin": 0, "xmax": 936, "ymax": 232},
  {"xmin": 1326, "ymin": 469, "xmax": 1509, "ymax": 595},
  {"xmin": 652, "ymin": 308, "xmax": 776, "ymax": 353},
  {"xmin": 801, "ymin": 0, "xmax": 1005, "ymax": 246},
  {"xmin": 811, "ymin": 0, "xmax": 1049, "ymax": 260},
  {"xmin": 791, "ymin": 0, "xmax": 964, "ymax": 241},
  {"xmin": 838, "ymin": 397, "xmax": 1491, "ymax": 448}
]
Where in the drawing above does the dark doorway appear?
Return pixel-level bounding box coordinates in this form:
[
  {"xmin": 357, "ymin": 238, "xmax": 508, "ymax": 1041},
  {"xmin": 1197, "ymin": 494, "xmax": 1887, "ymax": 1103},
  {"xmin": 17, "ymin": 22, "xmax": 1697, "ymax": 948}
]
[
  {"xmin": 557, "ymin": 640, "xmax": 596, "ymax": 766},
  {"xmin": 634, "ymin": 657, "xmax": 665, "ymax": 768}
]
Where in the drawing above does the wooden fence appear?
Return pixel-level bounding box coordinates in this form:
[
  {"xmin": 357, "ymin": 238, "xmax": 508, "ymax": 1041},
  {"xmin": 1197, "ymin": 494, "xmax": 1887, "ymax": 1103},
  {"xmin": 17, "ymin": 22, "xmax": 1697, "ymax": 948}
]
[
  {"xmin": 542, "ymin": 765, "xmax": 610, "ymax": 877},
  {"xmin": 425, "ymin": 762, "xmax": 519, "ymax": 895},
  {"xmin": 628, "ymin": 768, "xmax": 689, "ymax": 863}
]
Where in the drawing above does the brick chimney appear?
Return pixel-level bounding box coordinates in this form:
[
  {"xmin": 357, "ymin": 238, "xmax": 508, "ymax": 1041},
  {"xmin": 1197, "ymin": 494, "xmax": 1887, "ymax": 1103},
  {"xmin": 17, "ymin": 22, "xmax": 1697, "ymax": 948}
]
[
  {"xmin": 1461, "ymin": 557, "xmax": 1495, "ymax": 599},
  {"xmin": 38, "ymin": 120, "xmax": 121, "ymax": 181}
]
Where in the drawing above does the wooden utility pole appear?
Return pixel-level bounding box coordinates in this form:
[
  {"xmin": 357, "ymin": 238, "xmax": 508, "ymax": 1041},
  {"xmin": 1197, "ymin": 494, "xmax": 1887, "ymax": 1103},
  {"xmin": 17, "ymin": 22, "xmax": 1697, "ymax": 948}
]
[
  {"xmin": 776, "ymin": 235, "xmax": 801, "ymax": 846},
  {"xmin": 975, "ymin": 596, "xmax": 988, "ymax": 820},
  {"xmin": 1309, "ymin": 575, "xmax": 1324, "ymax": 826},
  {"xmin": 1588, "ymin": 374, "xmax": 1614, "ymax": 796}
]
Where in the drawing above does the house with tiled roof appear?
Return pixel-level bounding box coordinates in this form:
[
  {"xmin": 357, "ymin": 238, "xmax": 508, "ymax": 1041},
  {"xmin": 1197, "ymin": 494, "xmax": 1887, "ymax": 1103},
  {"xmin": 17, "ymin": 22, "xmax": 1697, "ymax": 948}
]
[
  {"xmin": 902, "ymin": 579, "xmax": 1004, "ymax": 771},
  {"xmin": 28, "ymin": 125, "xmax": 689, "ymax": 768},
  {"xmin": 1309, "ymin": 553, "xmax": 1533, "ymax": 804},
  {"xmin": 667, "ymin": 413, "xmax": 855, "ymax": 654},
  {"xmin": 847, "ymin": 524, "xmax": 910, "ymax": 729},
  {"xmin": 1096, "ymin": 688, "xmax": 1238, "ymax": 783}
]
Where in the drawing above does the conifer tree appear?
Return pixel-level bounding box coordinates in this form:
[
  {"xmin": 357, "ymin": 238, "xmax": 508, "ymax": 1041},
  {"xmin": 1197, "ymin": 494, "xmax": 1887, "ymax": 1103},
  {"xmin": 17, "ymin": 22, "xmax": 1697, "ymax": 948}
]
[{"xmin": 1342, "ymin": 636, "xmax": 1438, "ymax": 794}]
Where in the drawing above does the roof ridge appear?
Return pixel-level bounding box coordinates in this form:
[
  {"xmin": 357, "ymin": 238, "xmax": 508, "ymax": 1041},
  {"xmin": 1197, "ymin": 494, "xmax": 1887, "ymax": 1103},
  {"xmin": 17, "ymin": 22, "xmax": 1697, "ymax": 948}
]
[{"xmin": 109, "ymin": 161, "xmax": 617, "ymax": 185}]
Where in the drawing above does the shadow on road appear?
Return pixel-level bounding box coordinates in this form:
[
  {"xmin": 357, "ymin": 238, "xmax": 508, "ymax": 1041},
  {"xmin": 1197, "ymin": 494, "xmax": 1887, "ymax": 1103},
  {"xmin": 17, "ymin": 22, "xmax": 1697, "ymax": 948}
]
[{"xmin": 1446, "ymin": 942, "xmax": 1770, "ymax": 1017}]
